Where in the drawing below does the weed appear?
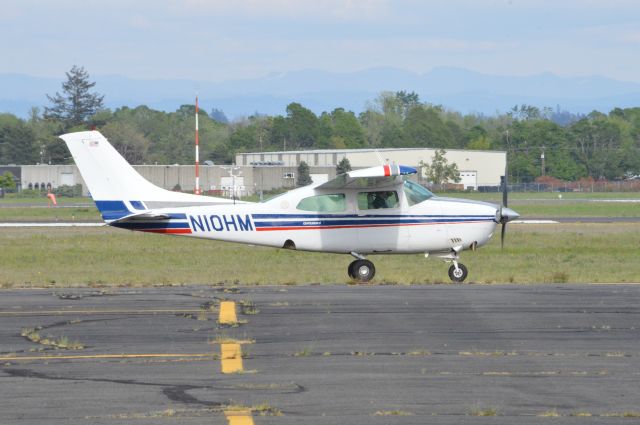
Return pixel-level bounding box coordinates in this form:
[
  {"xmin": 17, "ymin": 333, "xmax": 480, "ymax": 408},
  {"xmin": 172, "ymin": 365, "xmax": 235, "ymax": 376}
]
[
  {"xmin": 538, "ymin": 409, "xmax": 561, "ymax": 417},
  {"xmin": 373, "ymin": 410, "xmax": 413, "ymax": 416},
  {"xmin": 21, "ymin": 327, "xmax": 83, "ymax": 350},
  {"xmin": 407, "ymin": 349, "xmax": 431, "ymax": 356},
  {"xmin": 239, "ymin": 300, "xmax": 260, "ymax": 315},
  {"xmin": 470, "ymin": 406, "xmax": 498, "ymax": 417},
  {"xmin": 293, "ymin": 345, "xmax": 314, "ymax": 357}
]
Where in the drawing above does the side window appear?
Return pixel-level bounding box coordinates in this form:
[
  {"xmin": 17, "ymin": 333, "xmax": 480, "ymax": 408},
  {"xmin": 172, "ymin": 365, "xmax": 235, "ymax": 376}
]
[
  {"xmin": 296, "ymin": 193, "xmax": 346, "ymax": 212},
  {"xmin": 357, "ymin": 191, "xmax": 399, "ymax": 210}
]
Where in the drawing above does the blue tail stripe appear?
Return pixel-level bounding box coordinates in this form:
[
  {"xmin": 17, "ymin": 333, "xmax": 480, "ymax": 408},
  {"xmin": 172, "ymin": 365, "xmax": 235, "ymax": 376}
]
[{"xmin": 95, "ymin": 200, "xmax": 131, "ymax": 220}]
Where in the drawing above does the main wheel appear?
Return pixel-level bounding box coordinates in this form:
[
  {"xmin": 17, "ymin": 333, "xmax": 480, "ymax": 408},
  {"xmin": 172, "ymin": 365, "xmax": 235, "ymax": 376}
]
[
  {"xmin": 352, "ymin": 259, "xmax": 375, "ymax": 282},
  {"xmin": 347, "ymin": 260, "xmax": 358, "ymax": 279},
  {"xmin": 448, "ymin": 263, "xmax": 468, "ymax": 283}
]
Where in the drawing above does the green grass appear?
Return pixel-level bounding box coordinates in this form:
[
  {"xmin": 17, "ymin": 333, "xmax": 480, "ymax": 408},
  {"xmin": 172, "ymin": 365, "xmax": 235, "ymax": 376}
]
[
  {"xmin": 0, "ymin": 195, "xmax": 91, "ymax": 205},
  {"xmin": 514, "ymin": 202, "xmax": 640, "ymax": 218},
  {"xmin": 438, "ymin": 191, "xmax": 640, "ymax": 217},
  {"xmin": 1, "ymin": 224, "xmax": 639, "ymax": 287},
  {"xmin": 0, "ymin": 206, "xmax": 101, "ymax": 222},
  {"xmin": 440, "ymin": 191, "xmax": 640, "ymax": 201},
  {"xmin": 0, "ymin": 195, "xmax": 100, "ymax": 222}
]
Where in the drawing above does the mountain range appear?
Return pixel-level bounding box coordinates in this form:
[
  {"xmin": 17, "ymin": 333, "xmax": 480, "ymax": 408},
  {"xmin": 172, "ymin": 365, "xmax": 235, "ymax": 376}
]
[{"xmin": 2, "ymin": 66, "xmax": 640, "ymax": 119}]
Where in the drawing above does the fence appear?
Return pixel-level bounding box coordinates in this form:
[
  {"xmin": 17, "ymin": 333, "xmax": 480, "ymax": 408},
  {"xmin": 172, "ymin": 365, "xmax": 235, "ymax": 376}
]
[{"xmin": 478, "ymin": 180, "xmax": 640, "ymax": 193}]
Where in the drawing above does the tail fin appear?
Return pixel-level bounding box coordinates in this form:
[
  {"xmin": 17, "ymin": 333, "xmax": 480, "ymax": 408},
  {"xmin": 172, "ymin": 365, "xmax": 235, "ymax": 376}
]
[{"xmin": 60, "ymin": 131, "xmax": 234, "ymax": 221}]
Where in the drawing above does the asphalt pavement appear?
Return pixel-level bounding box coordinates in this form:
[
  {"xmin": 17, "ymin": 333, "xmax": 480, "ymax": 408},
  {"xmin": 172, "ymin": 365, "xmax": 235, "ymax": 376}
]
[{"xmin": 1, "ymin": 284, "xmax": 640, "ymax": 424}]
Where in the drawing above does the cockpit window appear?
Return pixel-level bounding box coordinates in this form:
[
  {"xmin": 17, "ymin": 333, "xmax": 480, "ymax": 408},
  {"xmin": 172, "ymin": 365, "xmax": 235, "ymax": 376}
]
[
  {"xmin": 403, "ymin": 179, "xmax": 434, "ymax": 206},
  {"xmin": 357, "ymin": 191, "xmax": 399, "ymax": 210},
  {"xmin": 296, "ymin": 193, "xmax": 346, "ymax": 212}
]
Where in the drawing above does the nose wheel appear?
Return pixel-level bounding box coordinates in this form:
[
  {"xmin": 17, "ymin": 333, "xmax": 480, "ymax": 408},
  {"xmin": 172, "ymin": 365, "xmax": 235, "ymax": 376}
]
[
  {"xmin": 448, "ymin": 263, "xmax": 468, "ymax": 282},
  {"xmin": 348, "ymin": 259, "xmax": 375, "ymax": 282}
]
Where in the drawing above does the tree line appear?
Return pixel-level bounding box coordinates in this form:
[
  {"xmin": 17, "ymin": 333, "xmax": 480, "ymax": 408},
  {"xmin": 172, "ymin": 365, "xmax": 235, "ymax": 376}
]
[{"xmin": 1, "ymin": 66, "xmax": 640, "ymax": 183}]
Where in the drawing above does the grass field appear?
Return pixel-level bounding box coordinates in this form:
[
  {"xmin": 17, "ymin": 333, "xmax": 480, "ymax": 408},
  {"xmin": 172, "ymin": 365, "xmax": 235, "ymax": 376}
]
[
  {"xmin": 1, "ymin": 223, "xmax": 639, "ymax": 287},
  {"xmin": 1, "ymin": 192, "xmax": 638, "ymax": 222}
]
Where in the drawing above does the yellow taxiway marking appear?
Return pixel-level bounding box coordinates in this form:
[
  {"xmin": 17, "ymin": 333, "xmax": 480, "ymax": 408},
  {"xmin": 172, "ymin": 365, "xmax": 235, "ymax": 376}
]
[
  {"xmin": 219, "ymin": 301, "xmax": 238, "ymax": 324},
  {"xmin": 225, "ymin": 409, "xmax": 254, "ymax": 425},
  {"xmin": 0, "ymin": 309, "xmax": 202, "ymax": 316},
  {"xmin": 0, "ymin": 353, "xmax": 215, "ymax": 362},
  {"xmin": 220, "ymin": 343, "xmax": 243, "ymax": 374}
]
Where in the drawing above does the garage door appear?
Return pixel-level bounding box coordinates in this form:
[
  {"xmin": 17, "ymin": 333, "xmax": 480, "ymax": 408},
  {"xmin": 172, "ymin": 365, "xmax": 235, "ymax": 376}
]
[{"xmin": 459, "ymin": 171, "xmax": 477, "ymax": 190}]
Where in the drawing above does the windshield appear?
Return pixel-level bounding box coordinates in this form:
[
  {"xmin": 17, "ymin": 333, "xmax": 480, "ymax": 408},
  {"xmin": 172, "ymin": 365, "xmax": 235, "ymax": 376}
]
[{"xmin": 403, "ymin": 179, "xmax": 434, "ymax": 206}]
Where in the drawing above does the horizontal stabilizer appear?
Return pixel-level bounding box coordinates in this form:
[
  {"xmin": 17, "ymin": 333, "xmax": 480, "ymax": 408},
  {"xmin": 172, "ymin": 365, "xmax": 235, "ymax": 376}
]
[{"xmin": 111, "ymin": 212, "xmax": 172, "ymax": 223}]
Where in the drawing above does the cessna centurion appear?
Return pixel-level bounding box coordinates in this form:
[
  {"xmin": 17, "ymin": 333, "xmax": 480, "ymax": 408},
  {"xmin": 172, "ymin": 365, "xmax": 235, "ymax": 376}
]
[{"xmin": 60, "ymin": 131, "xmax": 519, "ymax": 283}]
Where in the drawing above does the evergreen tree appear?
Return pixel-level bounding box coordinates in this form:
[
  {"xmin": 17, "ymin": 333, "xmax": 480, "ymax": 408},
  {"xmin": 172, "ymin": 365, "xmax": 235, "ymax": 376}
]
[
  {"xmin": 45, "ymin": 65, "xmax": 104, "ymax": 127},
  {"xmin": 297, "ymin": 160, "xmax": 313, "ymax": 187},
  {"xmin": 336, "ymin": 157, "xmax": 352, "ymax": 175}
]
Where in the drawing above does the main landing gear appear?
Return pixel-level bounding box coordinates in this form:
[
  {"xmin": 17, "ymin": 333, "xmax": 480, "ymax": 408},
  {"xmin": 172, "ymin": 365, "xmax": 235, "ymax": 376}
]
[{"xmin": 348, "ymin": 252, "xmax": 375, "ymax": 282}]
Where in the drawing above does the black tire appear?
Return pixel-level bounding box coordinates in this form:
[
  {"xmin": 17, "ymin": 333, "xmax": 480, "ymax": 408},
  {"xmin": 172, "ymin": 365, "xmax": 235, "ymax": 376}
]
[
  {"xmin": 448, "ymin": 263, "xmax": 468, "ymax": 283},
  {"xmin": 347, "ymin": 260, "xmax": 358, "ymax": 279},
  {"xmin": 352, "ymin": 259, "xmax": 375, "ymax": 282}
]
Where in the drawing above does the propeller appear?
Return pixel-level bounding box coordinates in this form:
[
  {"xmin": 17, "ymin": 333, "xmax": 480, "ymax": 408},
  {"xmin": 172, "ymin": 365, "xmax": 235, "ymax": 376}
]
[{"xmin": 497, "ymin": 163, "xmax": 519, "ymax": 249}]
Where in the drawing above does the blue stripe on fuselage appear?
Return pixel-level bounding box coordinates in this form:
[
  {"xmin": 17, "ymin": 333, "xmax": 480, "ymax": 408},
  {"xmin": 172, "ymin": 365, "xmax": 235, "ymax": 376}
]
[
  {"xmin": 252, "ymin": 217, "xmax": 494, "ymax": 228},
  {"xmin": 111, "ymin": 221, "xmax": 190, "ymax": 230},
  {"xmin": 251, "ymin": 213, "xmax": 494, "ymax": 220}
]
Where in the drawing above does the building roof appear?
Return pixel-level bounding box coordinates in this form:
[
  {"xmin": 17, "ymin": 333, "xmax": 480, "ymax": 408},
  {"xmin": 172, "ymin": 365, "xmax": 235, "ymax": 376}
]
[{"xmin": 237, "ymin": 147, "xmax": 506, "ymax": 155}]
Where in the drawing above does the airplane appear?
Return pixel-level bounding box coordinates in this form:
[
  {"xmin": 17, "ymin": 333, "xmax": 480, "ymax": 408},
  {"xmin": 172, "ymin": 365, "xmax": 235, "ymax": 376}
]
[{"xmin": 60, "ymin": 130, "xmax": 520, "ymax": 283}]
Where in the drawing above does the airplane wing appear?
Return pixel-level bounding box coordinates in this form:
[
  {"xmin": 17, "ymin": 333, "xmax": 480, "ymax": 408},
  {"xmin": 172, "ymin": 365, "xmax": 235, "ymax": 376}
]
[{"xmin": 316, "ymin": 165, "xmax": 417, "ymax": 190}]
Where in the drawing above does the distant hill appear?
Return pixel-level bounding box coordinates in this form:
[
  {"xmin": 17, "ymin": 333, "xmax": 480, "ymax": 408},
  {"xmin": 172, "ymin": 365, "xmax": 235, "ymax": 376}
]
[{"xmin": 2, "ymin": 67, "xmax": 640, "ymax": 119}]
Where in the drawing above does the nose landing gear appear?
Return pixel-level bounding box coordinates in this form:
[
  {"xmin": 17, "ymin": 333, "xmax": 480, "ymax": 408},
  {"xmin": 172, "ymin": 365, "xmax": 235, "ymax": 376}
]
[
  {"xmin": 431, "ymin": 246, "xmax": 469, "ymax": 283},
  {"xmin": 448, "ymin": 261, "xmax": 468, "ymax": 282}
]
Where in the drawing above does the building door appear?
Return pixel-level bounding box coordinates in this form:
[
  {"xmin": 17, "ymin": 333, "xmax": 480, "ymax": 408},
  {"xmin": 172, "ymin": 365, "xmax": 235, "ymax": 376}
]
[{"xmin": 459, "ymin": 171, "xmax": 477, "ymax": 190}]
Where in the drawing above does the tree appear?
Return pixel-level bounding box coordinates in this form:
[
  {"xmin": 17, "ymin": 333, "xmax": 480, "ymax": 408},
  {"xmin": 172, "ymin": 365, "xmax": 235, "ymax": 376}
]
[
  {"xmin": 420, "ymin": 149, "xmax": 461, "ymax": 185},
  {"xmin": 0, "ymin": 114, "xmax": 37, "ymax": 164},
  {"xmin": 286, "ymin": 103, "xmax": 319, "ymax": 148},
  {"xmin": 0, "ymin": 171, "xmax": 16, "ymax": 190},
  {"xmin": 210, "ymin": 108, "xmax": 229, "ymax": 124},
  {"xmin": 45, "ymin": 65, "xmax": 104, "ymax": 127},
  {"xmin": 297, "ymin": 160, "xmax": 312, "ymax": 187},
  {"xmin": 101, "ymin": 122, "xmax": 149, "ymax": 164},
  {"xmin": 336, "ymin": 157, "xmax": 352, "ymax": 175},
  {"xmin": 403, "ymin": 106, "xmax": 454, "ymax": 148}
]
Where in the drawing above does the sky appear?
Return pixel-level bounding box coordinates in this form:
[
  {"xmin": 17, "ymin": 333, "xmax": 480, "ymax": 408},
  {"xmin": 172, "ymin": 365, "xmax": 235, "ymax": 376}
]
[{"xmin": 1, "ymin": 0, "xmax": 639, "ymax": 82}]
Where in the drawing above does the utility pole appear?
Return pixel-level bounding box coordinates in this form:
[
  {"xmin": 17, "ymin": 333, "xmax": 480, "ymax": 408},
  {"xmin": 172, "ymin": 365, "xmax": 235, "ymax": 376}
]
[
  {"xmin": 194, "ymin": 95, "xmax": 201, "ymax": 195},
  {"xmin": 540, "ymin": 147, "xmax": 546, "ymax": 176}
]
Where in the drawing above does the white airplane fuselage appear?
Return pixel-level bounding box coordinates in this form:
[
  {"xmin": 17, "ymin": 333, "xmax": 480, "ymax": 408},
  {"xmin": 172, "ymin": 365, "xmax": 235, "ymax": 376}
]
[{"xmin": 110, "ymin": 185, "xmax": 498, "ymax": 255}]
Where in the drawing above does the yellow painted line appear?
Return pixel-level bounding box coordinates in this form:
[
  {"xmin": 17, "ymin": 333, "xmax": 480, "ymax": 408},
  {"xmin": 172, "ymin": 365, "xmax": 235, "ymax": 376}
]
[
  {"xmin": 0, "ymin": 309, "xmax": 202, "ymax": 316},
  {"xmin": 225, "ymin": 410, "xmax": 254, "ymax": 425},
  {"xmin": 220, "ymin": 343, "xmax": 243, "ymax": 374},
  {"xmin": 0, "ymin": 353, "xmax": 215, "ymax": 362},
  {"xmin": 219, "ymin": 301, "xmax": 238, "ymax": 324}
]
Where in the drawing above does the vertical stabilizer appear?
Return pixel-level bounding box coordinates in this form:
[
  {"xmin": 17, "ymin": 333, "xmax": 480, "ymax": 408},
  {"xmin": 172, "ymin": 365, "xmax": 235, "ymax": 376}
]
[{"xmin": 60, "ymin": 131, "xmax": 236, "ymax": 221}]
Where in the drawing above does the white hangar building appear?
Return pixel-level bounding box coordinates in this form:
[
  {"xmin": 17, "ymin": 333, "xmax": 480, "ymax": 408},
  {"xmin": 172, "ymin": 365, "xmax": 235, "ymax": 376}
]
[{"xmin": 236, "ymin": 147, "xmax": 506, "ymax": 190}]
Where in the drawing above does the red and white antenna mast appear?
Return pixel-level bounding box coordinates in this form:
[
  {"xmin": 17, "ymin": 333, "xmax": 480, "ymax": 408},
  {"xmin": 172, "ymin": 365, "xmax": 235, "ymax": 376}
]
[{"xmin": 194, "ymin": 95, "xmax": 201, "ymax": 195}]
